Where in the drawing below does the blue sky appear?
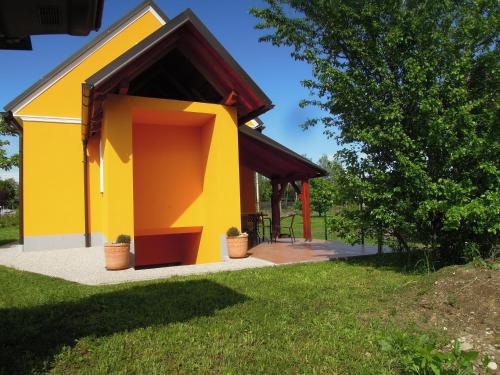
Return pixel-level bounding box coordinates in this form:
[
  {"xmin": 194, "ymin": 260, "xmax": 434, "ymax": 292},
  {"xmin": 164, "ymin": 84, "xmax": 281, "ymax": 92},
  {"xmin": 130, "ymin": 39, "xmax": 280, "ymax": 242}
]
[{"xmin": 0, "ymin": 0, "xmax": 339, "ymax": 180}]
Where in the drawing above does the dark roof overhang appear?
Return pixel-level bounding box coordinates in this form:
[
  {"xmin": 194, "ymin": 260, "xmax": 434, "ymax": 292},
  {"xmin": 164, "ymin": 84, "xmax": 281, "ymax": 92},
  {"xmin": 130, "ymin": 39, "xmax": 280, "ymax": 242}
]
[
  {"xmin": 0, "ymin": 0, "xmax": 104, "ymax": 50},
  {"xmin": 0, "ymin": 111, "xmax": 22, "ymax": 134},
  {"xmin": 82, "ymin": 8, "xmax": 273, "ymax": 141},
  {"xmin": 238, "ymin": 126, "xmax": 327, "ymax": 181}
]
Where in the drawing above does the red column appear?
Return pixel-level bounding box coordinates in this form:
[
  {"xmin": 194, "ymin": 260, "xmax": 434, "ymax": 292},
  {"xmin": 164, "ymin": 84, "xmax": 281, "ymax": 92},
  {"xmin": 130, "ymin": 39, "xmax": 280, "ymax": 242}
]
[
  {"xmin": 271, "ymin": 180, "xmax": 280, "ymax": 241},
  {"xmin": 301, "ymin": 179, "xmax": 312, "ymax": 241}
]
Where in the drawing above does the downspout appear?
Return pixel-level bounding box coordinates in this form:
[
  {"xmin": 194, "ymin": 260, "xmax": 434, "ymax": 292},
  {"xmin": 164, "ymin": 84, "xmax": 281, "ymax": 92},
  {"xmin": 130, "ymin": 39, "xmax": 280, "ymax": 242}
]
[
  {"xmin": 82, "ymin": 83, "xmax": 94, "ymax": 247},
  {"xmin": 83, "ymin": 140, "xmax": 90, "ymax": 247}
]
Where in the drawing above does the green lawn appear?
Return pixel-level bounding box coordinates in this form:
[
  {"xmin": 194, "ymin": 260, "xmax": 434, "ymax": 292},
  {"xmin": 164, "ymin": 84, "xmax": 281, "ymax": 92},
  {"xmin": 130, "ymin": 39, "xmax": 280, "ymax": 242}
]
[
  {"xmin": 0, "ymin": 225, "xmax": 19, "ymax": 246},
  {"xmin": 0, "ymin": 254, "xmax": 441, "ymax": 374},
  {"xmin": 280, "ymin": 214, "xmax": 339, "ymax": 241}
]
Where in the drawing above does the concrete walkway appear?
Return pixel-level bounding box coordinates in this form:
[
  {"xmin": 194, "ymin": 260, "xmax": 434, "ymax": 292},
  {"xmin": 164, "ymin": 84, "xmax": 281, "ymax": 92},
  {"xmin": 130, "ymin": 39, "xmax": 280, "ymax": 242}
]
[
  {"xmin": 0, "ymin": 239, "xmax": 387, "ymax": 285},
  {"xmin": 0, "ymin": 243, "xmax": 274, "ymax": 285}
]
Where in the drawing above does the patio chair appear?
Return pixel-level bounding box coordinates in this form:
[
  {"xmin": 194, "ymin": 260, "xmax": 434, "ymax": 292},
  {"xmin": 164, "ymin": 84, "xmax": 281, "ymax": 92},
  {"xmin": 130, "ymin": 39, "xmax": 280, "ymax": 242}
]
[
  {"xmin": 261, "ymin": 214, "xmax": 272, "ymax": 243},
  {"xmin": 242, "ymin": 213, "xmax": 261, "ymax": 248},
  {"xmin": 279, "ymin": 214, "xmax": 296, "ymax": 243}
]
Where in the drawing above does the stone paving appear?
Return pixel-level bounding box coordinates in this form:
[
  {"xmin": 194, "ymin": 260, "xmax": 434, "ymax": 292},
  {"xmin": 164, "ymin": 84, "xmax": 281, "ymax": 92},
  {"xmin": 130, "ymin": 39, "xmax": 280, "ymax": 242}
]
[
  {"xmin": 249, "ymin": 238, "xmax": 389, "ymax": 264},
  {"xmin": 0, "ymin": 243, "xmax": 274, "ymax": 285},
  {"xmin": 0, "ymin": 238, "xmax": 388, "ymax": 285}
]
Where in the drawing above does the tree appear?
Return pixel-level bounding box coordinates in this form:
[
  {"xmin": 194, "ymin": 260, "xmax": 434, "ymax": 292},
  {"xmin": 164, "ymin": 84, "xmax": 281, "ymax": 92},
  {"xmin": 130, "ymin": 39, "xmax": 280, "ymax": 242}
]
[
  {"xmin": 310, "ymin": 177, "xmax": 335, "ymax": 216},
  {"xmin": 258, "ymin": 174, "xmax": 272, "ymax": 202},
  {"xmin": 0, "ymin": 117, "xmax": 19, "ymax": 170},
  {"xmin": 0, "ymin": 178, "xmax": 18, "ymax": 209},
  {"xmin": 251, "ymin": 0, "xmax": 499, "ymax": 261}
]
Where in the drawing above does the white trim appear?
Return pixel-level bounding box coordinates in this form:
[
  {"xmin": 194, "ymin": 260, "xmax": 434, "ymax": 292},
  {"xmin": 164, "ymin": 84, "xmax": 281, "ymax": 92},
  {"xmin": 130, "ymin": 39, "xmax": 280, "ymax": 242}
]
[
  {"xmin": 19, "ymin": 115, "xmax": 81, "ymax": 124},
  {"xmin": 149, "ymin": 6, "xmax": 167, "ymax": 25},
  {"xmin": 99, "ymin": 138, "xmax": 104, "ymax": 193},
  {"xmin": 12, "ymin": 6, "xmax": 167, "ymax": 115}
]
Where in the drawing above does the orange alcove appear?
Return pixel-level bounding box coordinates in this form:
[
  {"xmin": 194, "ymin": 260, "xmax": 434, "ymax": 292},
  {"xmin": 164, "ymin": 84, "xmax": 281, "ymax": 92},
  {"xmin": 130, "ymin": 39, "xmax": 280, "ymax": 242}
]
[{"xmin": 132, "ymin": 108, "xmax": 214, "ymax": 267}]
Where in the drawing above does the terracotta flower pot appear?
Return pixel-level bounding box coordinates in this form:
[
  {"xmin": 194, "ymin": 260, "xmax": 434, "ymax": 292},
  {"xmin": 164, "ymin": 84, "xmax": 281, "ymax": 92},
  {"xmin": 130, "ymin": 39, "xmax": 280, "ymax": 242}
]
[
  {"xmin": 227, "ymin": 233, "xmax": 248, "ymax": 258},
  {"xmin": 104, "ymin": 243, "xmax": 130, "ymax": 270}
]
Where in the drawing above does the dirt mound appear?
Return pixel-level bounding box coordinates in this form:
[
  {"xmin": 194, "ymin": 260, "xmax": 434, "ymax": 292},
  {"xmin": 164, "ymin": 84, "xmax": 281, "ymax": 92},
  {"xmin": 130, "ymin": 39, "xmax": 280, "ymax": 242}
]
[{"xmin": 416, "ymin": 264, "xmax": 499, "ymax": 363}]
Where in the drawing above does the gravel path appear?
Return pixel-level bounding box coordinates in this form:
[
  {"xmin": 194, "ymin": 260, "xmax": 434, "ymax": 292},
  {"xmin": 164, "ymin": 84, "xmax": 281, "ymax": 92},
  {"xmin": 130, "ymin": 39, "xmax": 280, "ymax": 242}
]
[{"xmin": 0, "ymin": 243, "xmax": 275, "ymax": 285}]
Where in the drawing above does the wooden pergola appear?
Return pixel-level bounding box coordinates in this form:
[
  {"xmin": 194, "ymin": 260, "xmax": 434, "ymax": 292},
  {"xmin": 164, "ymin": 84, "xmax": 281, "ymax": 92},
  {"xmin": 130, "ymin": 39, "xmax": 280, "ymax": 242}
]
[{"xmin": 239, "ymin": 126, "xmax": 327, "ymax": 241}]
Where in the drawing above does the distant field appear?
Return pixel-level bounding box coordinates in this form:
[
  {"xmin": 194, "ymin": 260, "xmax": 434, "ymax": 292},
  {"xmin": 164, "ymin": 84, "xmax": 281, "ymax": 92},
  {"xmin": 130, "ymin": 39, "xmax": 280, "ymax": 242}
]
[{"xmin": 279, "ymin": 214, "xmax": 335, "ymax": 240}]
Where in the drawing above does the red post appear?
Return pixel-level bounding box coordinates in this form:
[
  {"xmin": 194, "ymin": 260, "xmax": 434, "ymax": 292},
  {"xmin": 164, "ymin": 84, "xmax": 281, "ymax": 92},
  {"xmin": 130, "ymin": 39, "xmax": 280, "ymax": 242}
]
[
  {"xmin": 271, "ymin": 180, "xmax": 281, "ymax": 241},
  {"xmin": 301, "ymin": 179, "xmax": 312, "ymax": 241}
]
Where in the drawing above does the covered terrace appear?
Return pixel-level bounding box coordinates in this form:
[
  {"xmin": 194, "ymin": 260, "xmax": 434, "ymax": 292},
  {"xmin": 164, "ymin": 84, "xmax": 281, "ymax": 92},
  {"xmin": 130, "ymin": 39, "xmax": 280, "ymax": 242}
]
[{"xmin": 238, "ymin": 126, "xmax": 327, "ymax": 242}]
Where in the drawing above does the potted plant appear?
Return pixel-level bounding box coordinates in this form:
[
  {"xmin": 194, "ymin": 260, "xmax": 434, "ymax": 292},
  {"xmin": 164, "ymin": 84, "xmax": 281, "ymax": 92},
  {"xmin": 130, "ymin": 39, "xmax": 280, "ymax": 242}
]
[
  {"xmin": 226, "ymin": 227, "xmax": 248, "ymax": 258},
  {"xmin": 104, "ymin": 234, "xmax": 131, "ymax": 270}
]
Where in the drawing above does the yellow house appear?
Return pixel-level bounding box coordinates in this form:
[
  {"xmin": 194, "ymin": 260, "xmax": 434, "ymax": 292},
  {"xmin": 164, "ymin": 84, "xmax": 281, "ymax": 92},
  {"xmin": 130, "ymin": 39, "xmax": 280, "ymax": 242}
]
[{"xmin": 2, "ymin": 1, "xmax": 326, "ymax": 267}]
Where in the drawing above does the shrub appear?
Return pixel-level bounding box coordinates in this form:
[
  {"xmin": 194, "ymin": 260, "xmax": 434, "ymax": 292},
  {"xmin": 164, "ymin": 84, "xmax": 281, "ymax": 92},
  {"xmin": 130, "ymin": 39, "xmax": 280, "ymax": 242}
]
[
  {"xmin": 379, "ymin": 334, "xmax": 479, "ymax": 374},
  {"xmin": 0, "ymin": 210, "xmax": 19, "ymax": 228}
]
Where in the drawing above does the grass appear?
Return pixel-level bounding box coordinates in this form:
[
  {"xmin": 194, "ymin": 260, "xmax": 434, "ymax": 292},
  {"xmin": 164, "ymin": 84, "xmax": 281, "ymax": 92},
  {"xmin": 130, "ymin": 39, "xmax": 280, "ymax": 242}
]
[
  {"xmin": 0, "ymin": 254, "xmax": 439, "ymax": 374},
  {"xmin": 280, "ymin": 214, "xmax": 347, "ymax": 241},
  {"xmin": 0, "ymin": 224, "xmax": 19, "ymax": 246}
]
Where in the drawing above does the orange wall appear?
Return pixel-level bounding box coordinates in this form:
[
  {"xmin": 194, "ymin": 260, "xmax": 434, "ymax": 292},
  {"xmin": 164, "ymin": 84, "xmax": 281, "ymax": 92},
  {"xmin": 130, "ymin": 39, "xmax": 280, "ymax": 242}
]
[
  {"xmin": 239, "ymin": 164, "xmax": 256, "ymax": 213},
  {"xmin": 133, "ymin": 124, "xmax": 206, "ymax": 232}
]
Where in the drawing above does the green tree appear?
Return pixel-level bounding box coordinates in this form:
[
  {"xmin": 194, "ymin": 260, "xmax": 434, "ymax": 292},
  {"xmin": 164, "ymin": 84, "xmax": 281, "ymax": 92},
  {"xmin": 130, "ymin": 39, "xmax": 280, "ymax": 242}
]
[
  {"xmin": 252, "ymin": 0, "xmax": 500, "ymax": 261},
  {"xmin": 0, "ymin": 178, "xmax": 18, "ymax": 209},
  {"xmin": 0, "ymin": 117, "xmax": 19, "ymax": 170},
  {"xmin": 310, "ymin": 177, "xmax": 335, "ymax": 216},
  {"xmin": 258, "ymin": 174, "xmax": 272, "ymax": 202}
]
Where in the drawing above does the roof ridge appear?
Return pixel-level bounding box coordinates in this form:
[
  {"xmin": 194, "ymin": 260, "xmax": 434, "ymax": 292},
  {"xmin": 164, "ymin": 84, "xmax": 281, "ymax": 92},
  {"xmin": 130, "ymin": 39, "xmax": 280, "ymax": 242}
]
[{"xmin": 4, "ymin": 0, "xmax": 168, "ymax": 112}]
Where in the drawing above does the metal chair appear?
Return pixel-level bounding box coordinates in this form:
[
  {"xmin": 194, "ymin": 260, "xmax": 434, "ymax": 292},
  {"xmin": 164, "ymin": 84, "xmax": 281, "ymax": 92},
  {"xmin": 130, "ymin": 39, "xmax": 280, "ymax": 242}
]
[
  {"xmin": 242, "ymin": 213, "xmax": 261, "ymax": 248},
  {"xmin": 279, "ymin": 214, "xmax": 296, "ymax": 243},
  {"xmin": 261, "ymin": 214, "xmax": 272, "ymax": 243}
]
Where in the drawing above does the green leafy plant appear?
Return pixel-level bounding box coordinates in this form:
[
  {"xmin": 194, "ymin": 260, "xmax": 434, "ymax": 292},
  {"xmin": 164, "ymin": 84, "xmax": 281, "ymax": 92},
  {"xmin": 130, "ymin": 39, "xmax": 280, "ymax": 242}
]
[
  {"xmin": 0, "ymin": 210, "xmax": 19, "ymax": 228},
  {"xmin": 0, "ymin": 117, "xmax": 19, "ymax": 171},
  {"xmin": 414, "ymin": 248, "xmax": 436, "ymax": 275},
  {"xmin": 465, "ymin": 242, "xmax": 498, "ymax": 270},
  {"xmin": 226, "ymin": 227, "xmax": 240, "ymax": 237},
  {"xmin": 115, "ymin": 234, "xmax": 131, "ymax": 244},
  {"xmin": 380, "ymin": 334, "xmax": 479, "ymax": 374}
]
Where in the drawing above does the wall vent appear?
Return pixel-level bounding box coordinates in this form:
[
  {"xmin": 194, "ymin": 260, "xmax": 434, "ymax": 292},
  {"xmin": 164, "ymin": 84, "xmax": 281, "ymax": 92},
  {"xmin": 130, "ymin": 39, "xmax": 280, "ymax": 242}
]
[{"xmin": 39, "ymin": 6, "xmax": 61, "ymax": 25}]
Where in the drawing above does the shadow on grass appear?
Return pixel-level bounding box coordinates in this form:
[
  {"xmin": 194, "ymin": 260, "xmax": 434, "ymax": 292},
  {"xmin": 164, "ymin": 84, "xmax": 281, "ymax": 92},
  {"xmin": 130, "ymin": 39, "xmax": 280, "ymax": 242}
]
[
  {"xmin": 334, "ymin": 251, "xmax": 450, "ymax": 274},
  {"xmin": 0, "ymin": 239, "xmax": 17, "ymax": 246},
  {"xmin": 0, "ymin": 279, "xmax": 247, "ymax": 374},
  {"xmin": 333, "ymin": 252, "xmax": 420, "ymax": 273}
]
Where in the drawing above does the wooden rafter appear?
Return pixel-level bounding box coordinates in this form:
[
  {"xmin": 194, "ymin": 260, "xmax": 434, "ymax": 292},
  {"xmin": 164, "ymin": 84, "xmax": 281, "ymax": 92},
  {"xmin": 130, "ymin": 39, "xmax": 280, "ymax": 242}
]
[{"xmin": 222, "ymin": 90, "xmax": 238, "ymax": 106}]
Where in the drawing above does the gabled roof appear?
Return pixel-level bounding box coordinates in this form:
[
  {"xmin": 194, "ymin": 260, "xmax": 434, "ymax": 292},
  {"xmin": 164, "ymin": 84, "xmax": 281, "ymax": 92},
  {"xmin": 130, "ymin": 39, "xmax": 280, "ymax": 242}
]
[
  {"xmin": 4, "ymin": 0, "xmax": 168, "ymax": 114},
  {"xmin": 82, "ymin": 8, "xmax": 273, "ymax": 139}
]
